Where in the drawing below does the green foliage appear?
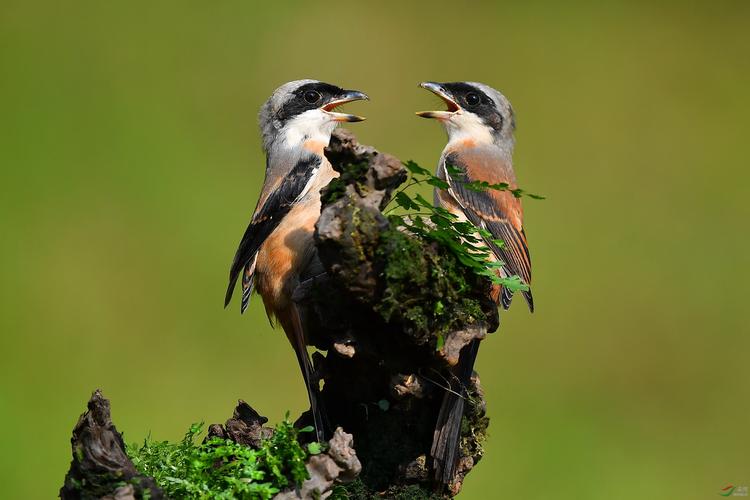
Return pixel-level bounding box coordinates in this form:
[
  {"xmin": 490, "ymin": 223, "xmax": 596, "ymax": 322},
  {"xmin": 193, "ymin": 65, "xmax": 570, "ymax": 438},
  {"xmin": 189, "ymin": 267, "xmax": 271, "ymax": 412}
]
[
  {"xmin": 386, "ymin": 161, "xmax": 543, "ymax": 292},
  {"xmin": 126, "ymin": 419, "xmax": 315, "ymax": 499}
]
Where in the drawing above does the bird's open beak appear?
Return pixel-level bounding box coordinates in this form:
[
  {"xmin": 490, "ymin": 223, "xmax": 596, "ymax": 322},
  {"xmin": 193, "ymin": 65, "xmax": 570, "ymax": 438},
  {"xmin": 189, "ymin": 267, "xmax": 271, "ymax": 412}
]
[
  {"xmin": 322, "ymin": 90, "xmax": 369, "ymax": 122},
  {"xmin": 416, "ymin": 82, "xmax": 459, "ymax": 120}
]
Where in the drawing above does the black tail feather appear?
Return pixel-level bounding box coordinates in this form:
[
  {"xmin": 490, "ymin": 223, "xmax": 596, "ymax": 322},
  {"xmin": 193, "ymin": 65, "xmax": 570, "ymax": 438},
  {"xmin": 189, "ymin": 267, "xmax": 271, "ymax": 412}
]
[
  {"xmin": 431, "ymin": 339, "xmax": 480, "ymax": 486},
  {"xmin": 501, "ymin": 286, "xmax": 534, "ymax": 313}
]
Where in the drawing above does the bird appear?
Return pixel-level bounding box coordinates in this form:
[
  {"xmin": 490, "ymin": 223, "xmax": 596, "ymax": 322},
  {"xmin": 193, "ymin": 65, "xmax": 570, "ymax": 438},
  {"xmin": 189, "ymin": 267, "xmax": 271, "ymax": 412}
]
[
  {"xmin": 225, "ymin": 80, "xmax": 368, "ymax": 441},
  {"xmin": 417, "ymin": 81, "xmax": 533, "ymax": 486}
]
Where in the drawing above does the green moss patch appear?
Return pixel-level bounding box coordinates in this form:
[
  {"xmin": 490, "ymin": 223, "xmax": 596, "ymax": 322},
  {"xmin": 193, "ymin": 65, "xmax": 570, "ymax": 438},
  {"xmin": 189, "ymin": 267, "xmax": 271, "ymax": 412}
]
[
  {"xmin": 126, "ymin": 420, "xmax": 313, "ymax": 499},
  {"xmin": 374, "ymin": 227, "xmax": 488, "ymax": 347}
]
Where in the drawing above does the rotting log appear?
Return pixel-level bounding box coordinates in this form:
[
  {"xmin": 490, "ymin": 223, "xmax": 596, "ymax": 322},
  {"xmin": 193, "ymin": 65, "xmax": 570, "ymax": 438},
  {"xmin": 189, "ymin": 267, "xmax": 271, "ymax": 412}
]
[{"xmin": 60, "ymin": 130, "xmax": 498, "ymax": 499}]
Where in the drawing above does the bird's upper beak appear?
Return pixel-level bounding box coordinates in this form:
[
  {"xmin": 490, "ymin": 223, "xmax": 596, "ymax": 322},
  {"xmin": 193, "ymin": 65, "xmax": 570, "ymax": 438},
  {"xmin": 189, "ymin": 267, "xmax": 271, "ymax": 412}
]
[
  {"xmin": 416, "ymin": 82, "xmax": 460, "ymax": 120},
  {"xmin": 322, "ymin": 90, "xmax": 369, "ymax": 122}
]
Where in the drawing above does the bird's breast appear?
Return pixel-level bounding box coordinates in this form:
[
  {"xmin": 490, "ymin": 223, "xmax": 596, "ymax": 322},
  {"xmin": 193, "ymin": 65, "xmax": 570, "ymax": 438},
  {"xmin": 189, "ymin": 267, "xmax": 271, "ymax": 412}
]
[{"xmin": 448, "ymin": 147, "xmax": 515, "ymax": 181}]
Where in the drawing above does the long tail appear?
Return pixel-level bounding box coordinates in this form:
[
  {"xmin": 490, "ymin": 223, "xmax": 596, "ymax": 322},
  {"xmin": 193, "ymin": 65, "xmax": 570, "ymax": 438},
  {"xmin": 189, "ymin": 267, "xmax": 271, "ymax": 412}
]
[
  {"xmin": 285, "ymin": 305, "xmax": 328, "ymax": 442},
  {"xmin": 431, "ymin": 338, "xmax": 480, "ymax": 486}
]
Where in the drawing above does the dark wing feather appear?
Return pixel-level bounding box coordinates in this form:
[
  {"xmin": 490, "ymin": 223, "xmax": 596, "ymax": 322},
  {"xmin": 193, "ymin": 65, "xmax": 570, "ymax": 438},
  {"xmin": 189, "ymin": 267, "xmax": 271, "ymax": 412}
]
[
  {"xmin": 444, "ymin": 152, "xmax": 534, "ymax": 311},
  {"xmin": 224, "ymin": 155, "xmax": 320, "ymax": 309}
]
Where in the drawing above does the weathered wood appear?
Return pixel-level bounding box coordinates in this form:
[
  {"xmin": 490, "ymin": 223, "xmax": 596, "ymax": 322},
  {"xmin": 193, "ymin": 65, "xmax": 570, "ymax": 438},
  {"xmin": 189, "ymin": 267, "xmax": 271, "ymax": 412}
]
[
  {"xmin": 60, "ymin": 390, "xmax": 164, "ymax": 500},
  {"xmin": 295, "ymin": 129, "xmax": 494, "ymax": 496},
  {"xmin": 60, "ymin": 130, "xmax": 495, "ymax": 499},
  {"xmin": 61, "ymin": 391, "xmax": 361, "ymax": 499}
]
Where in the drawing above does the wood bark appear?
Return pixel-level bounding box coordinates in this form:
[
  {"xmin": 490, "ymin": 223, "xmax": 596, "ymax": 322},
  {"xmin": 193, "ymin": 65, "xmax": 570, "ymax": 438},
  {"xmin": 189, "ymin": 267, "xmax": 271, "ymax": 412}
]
[{"xmin": 61, "ymin": 130, "xmax": 496, "ymax": 499}]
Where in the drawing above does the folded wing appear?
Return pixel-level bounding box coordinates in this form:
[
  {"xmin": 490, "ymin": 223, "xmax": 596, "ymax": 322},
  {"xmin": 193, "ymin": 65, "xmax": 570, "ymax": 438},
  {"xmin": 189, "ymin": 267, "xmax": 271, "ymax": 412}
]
[
  {"xmin": 443, "ymin": 151, "xmax": 533, "ymax": 312},
  {"xmin": 225, "ymin": 156, "xmax": 321, "ymax": 311}
]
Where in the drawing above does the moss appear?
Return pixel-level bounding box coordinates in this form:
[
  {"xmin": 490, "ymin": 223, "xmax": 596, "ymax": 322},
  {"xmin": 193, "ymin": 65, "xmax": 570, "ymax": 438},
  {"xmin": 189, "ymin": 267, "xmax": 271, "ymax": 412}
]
[
  {"xmin": 349, "ymin": 206, "xmax": 368, "ymax": 263},
  {"xmin": 332, "ymin": 479, "xmax": 447, "ymax": 500},
  {"xmin": 126, "ymin": 420, "xmax": 311, "ymax": 499},
  {"xmin": 321, "ymin": 160, "xmax": 370, "ymax": 205},
  {"xmin": 383, "ymin": 484, "xmax": 446, "ymax": 500},
  {"xmin": 459, "ymin": 385, "xmax": 490, "ymax": 466},
  {"xmin": 374, "ymin": 227, "xmax": 487, "ymax": 346}
]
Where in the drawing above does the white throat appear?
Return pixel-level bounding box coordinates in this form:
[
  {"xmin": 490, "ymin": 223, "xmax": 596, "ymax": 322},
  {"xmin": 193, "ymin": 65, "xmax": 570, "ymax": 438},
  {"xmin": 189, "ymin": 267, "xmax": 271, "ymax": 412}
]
[
  {"xmin": 443, "ymin": 111, "xmax": 494, "ymax": 146},
  {"xmin": 279, "ymin": 109, "xmax": 337, "ymax": 149}
]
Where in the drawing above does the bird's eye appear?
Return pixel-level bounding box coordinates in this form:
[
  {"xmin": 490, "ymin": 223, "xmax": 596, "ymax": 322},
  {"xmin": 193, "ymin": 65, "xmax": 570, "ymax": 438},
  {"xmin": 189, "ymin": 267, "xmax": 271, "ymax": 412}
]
[
  {"xmin": 303, "ymin": 90, "xmax": 321, "ymax": 103},
  {"xmin": 465, "ymin": 93, "xmax": 481, "ymax": 106}
]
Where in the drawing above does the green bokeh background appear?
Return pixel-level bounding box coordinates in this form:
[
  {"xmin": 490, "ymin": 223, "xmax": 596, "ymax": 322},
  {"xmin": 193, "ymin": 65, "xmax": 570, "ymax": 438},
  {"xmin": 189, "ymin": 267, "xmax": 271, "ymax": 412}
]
[{"xmin": 1, "ymin": 1, "xmax": 748, "ymax": 498}]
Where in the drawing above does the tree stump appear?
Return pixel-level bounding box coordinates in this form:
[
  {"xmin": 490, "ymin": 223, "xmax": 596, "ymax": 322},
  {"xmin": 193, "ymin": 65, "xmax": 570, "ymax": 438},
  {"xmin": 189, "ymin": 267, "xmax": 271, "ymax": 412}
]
[
  {"xmin": 61, "ymin": 130, "xmax": 497, "ymax": 499},
  {"xmin": 298, "ymin": 129, "xmax": 495, "ymax": 497}
]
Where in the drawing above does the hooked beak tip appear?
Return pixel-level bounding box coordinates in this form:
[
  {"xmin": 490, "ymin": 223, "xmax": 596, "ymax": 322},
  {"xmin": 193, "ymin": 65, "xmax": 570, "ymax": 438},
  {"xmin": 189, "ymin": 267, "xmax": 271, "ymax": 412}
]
[
  {"xmin": 347, "ymin": 90, "xmax": 368, "ymax": 102},
  {"xmin": 343, "ymin": 90, "xmax": 368, "ymax": 102}
]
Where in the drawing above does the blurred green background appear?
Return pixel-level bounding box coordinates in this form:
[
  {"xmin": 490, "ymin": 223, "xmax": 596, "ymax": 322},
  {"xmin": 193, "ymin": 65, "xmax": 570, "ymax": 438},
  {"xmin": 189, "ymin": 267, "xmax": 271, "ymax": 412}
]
[{"xmin": 1, "ymin": 1, "xmax": 749, "ymax": 498}]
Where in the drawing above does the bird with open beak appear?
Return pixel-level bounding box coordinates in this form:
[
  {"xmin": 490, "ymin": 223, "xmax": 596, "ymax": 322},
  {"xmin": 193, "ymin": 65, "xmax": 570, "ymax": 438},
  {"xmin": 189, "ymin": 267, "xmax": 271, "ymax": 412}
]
[
  {"xmin": 417, "ymin": 81, "xmax": 533, "ymax": 487},
  {"xmin": 225, "ymin": 80, "xmax": 368, "ymax": 441}
]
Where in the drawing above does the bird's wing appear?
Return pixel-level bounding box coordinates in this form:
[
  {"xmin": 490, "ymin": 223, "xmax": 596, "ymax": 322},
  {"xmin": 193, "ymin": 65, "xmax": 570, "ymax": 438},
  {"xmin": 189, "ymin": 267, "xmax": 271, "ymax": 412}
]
[
  {"xmin": 442, "ymin": 150, "xmax": 533, "ymax": 311},
  {"xmin": 225, "ymin": 155, "xmax": 321, "ymax": 311}
]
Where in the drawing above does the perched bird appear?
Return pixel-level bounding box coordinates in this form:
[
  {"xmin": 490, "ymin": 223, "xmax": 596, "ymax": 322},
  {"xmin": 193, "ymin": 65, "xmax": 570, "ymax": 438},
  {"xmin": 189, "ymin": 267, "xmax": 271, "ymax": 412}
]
[
  {"xmin": 225, "ymin": 80, "xmax": 368, "ymax": 440},
  {"xmin": 417, "ymin": 81, "xmax": 533, "ymax": 485}
]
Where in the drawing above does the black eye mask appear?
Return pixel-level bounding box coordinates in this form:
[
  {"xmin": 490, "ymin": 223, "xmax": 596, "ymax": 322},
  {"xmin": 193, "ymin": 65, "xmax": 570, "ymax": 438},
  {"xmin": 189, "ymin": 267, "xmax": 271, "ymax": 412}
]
[
  {"xmin": 441, "ymin": 82, "xmax": 505, "ymax": 132},
  {"xmin": 276, "ymin": 82, "xmax": 344, "ymax": 124}
]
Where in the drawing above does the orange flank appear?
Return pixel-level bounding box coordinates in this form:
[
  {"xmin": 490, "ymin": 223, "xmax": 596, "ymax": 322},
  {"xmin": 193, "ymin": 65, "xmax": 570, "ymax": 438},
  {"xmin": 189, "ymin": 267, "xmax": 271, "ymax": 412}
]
[
  {"xmin": 303, "ymin": 139, "xmax": 327, "ymax": 155},
  {"xmin": 255, "ymin": 201, "xmax": 319, "ymax": 315}
]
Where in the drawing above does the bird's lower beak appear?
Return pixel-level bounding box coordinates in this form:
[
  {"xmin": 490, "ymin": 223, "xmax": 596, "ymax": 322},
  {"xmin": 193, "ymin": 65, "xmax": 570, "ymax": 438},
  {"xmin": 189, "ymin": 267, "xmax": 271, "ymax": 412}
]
[
  {"xmin": 322, "ymin": 90, "xmax": 369, "ymax": 122},
  {"xmin": 416, "ymin": 81, "xmax": 459, "ymax": 120}
]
